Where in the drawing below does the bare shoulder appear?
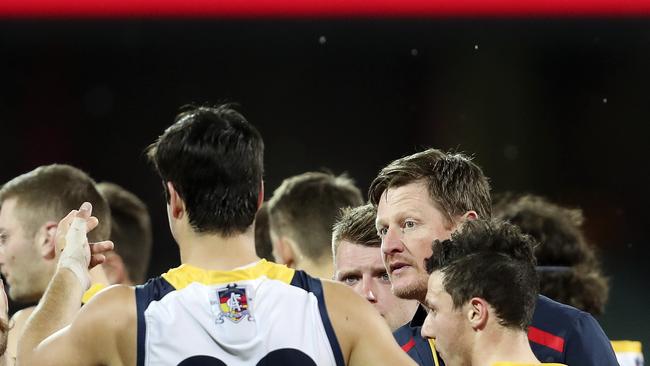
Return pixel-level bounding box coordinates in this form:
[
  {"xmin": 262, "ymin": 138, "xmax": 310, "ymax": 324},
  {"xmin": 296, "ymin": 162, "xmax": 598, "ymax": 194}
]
[
  {"xmin": 9, "ymin": 307, "xmax": 34, "ymax": 326},
  {"xmin": 9, "ymin": 306, "xmax": 34, "ymax": 337},
  {"xmin": 75, "ymin": 284, "xmax": 137, "ymax": 339},
  {"xmin": 321, "ymin": 279, "xmax": 386, "ymax": 338},
  {"xmin": 70, "ymin": 284, "xmax": 137, "ymax": 366},
  {"xmin": 320, "ymin": 280, "xmax": 416, "ymax": 366},
  {"xmin": 79, "ymin": 284, "xmax": 135, "ymax": 321},
  {"xmin": 321, "ymin": 280, "xmax": 376, "ymax": 320}
]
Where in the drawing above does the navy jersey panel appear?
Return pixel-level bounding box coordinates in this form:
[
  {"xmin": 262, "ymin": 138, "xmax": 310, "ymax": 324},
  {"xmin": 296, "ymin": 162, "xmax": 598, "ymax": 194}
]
[
  {"xmin": 395, "ymin": 295, "xmax": 618, "ymax": 366},
  {"xmin": 530, "ymin": 295, "xmax": 619, "ymax": 366},
  {"xmin": 135, "ymin": 276, "xmax": 176, "ymax": 366},
  {"xmin": 290, "ymin": 270, "xmax": 346, "ymax": 366},
  {"xmin": 393, "ymin": 323, "xmax": 442, "ymax": 366},
  {"xmin": 393, "ymin": 306, "xmax": 444, "ymax": 366}
]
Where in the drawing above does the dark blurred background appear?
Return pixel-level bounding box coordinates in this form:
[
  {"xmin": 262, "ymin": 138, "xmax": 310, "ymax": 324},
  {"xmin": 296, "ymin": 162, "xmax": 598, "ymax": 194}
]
[{"xmin": 1, "ymin": 18, "xmax": 648, "ymax": 346}]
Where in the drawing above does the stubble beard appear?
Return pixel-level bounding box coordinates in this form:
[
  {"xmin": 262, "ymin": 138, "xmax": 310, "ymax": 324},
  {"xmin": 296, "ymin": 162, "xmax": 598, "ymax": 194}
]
[{"xmin": 392, "ymin": 271, "xmax": 429, "ymax": 302}]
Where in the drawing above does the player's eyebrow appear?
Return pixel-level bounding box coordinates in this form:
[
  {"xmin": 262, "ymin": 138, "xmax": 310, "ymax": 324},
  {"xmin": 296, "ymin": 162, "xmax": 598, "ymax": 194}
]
[{"xmin": 335, "ymin": 269, "xmax": 361, "ymax": 279}]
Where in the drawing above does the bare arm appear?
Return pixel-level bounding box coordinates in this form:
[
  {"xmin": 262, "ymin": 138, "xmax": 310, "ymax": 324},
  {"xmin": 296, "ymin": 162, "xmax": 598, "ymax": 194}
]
[
  {"xmin": 9, "ymin": 267, "xmax": 110, "ymax": 364},
  {"xmin": 16, "ymin": 282, "xmax": 135, "ymax": 366},
  {"xmin": 16, "ymin": 269, "xmax": 83, "ymax": 365},
  {"xmin": 323, "ymin": 280, "xmax": 417, "ymax": 366}
]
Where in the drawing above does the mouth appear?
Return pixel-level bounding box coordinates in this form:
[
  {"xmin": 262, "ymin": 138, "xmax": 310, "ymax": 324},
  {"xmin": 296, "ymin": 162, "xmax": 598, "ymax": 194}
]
[{"xmin": 389, "ymin": 262, "xmax": 411, "ymax": 276}]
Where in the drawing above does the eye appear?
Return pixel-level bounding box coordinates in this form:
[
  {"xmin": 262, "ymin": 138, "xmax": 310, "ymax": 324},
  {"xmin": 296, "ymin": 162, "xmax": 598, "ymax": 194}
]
[
  {"xmin": 341, "ymin": 276, "xmax": 359, "ymax": 286},
  {"xmin": 377, "ymin": 227, "xmax": 388, "ymax": 238},
  {"xmin": 403, "ymin": 219, "xmax": 416, "ymax": 231},
  {"xmin": 380, "ymin": 272, "xmax": 390, "ymax": 282}
]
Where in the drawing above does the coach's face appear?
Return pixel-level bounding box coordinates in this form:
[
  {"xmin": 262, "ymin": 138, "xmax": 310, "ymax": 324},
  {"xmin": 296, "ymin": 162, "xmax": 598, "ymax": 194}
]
[{"xmin": 376, "ymin": 181, "xmax": 456, "ymax": 302}]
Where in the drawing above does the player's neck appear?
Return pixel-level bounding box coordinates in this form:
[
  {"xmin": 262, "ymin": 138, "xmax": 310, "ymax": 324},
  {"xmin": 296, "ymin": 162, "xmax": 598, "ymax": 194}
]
[
  {"xmin": 473, "ymin": 326, "xmax": 539, "ymax": 366},
  {"xmin": 177, "ymin": 228, "xmax": 259, "ymax": 271}
]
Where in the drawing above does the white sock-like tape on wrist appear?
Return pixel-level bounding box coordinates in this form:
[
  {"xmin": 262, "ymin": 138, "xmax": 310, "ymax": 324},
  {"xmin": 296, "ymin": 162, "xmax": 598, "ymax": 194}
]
[{"xmin": 58, "ymin": 217, "xmax": 91, "ymax": 290}]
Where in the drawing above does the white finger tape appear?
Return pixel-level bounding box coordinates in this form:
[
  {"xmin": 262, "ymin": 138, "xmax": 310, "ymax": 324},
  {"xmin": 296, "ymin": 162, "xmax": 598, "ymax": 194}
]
[{"xmin": 58, "ymin": 217, "xmax": 91, "ymax": 290}]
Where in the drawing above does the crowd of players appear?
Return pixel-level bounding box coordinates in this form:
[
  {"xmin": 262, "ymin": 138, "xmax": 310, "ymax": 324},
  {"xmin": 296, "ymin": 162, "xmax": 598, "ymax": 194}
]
[{"xmin": 0, "ymin": 105, "xmax": 643, "ymax": 365}]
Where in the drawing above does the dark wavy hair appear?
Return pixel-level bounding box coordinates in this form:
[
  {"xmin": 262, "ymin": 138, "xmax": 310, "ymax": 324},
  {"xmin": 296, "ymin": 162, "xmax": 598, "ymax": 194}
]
[
  {"xmin": 494, "ymin": 194, "xmax": 609, "ymax": 315},
  {"xmin": 426, "ymin": 219, "xmax": 539, "ymax": 330}
]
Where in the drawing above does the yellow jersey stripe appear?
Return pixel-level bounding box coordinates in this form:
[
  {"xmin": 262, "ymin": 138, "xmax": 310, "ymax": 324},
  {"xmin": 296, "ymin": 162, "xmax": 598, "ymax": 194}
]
[
  {"xmin": 492, "ymin": 363, "xmax": 566, "ymax": 366},
  {"xmin": 162, "ymin": 259, "xmax": 295, "ymax": 290},
  {"xmin": 611, "ymin": 340, "xmax": 642, "ymax": 353},
  {"xmin": 428, "ymin": 339, "xmax": 440, "ymax": 366},
  {"xmin": 82, "ymin": 283, "xmax": 108, "ymax": 304}
]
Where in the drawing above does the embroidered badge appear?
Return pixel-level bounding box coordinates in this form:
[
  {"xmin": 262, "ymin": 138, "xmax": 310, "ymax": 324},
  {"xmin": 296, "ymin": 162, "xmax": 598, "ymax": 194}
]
[{"xmin": 215, "ymin": 284, "xmax": 253, "ymax": 324}]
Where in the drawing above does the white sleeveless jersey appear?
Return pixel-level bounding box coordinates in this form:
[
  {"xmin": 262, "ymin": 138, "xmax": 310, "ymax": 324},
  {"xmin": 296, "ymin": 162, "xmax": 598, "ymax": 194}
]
[{"xmin": 135, "ymin": 260, "xmax": 344, "ymax": 366}]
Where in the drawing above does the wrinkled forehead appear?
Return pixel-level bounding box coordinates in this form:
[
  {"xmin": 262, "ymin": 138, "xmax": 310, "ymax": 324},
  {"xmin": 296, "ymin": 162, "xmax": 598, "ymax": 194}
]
[
  {"xmin": 335, "ymin": 241, "xmax": 384, "ymax": 269},
  {"xmin": 376, "ymin": 183, "xmax": 438, "ymax": 221},
  {"xmin": 379, "ymin": 180, "xmax": 430, "ymax": 203}
]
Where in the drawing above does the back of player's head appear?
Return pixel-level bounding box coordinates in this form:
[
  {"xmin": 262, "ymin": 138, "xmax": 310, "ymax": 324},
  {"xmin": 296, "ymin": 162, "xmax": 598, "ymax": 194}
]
[
  {"xmin": 369, "ymin": 148, "xmax": 491, "ymax": 224},
  {"xmin": 268, "ymin": 171, "xmax": 363, "ymax": 262},
  {"xmin": 0, "ymin": 164, "xmax": 110, "ymax": 242},
  {"xmin": 494, "ymin": 194, "xmax": 609, "ymax": 315},
  {"xmin": 254, "ymin": 202, "xmax": 274, "ymax": 261},
  {"xmin": 426, "ymin": 219, "xmax": 538, "ymax": 331},
  {"xmin": 332, "ymin": 204, "xmax": 379, "ymax": 260},
  {"xmin": 147, "ymin": 105, "xmax": 264, "ymax": 236},
  {"xmin": 97, "ymin": 182, "xmax": 153, "ymax": 284}
]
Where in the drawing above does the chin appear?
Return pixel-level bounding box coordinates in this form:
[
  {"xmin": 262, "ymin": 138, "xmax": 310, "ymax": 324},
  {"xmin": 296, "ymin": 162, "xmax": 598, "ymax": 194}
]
[
  {"xmin": 392, "ymin": 285, "xmax": 418, "ymax": 300},
  {"xmin": 395, "ymin": 281, "xmax": 428, "ymax": 302}
]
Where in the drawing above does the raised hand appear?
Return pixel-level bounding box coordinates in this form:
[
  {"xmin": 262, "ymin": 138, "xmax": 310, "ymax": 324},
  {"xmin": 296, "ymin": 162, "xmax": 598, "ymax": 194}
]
[{"xmin": 55, "ymin": 202, "xmax": 113, "ymax": 290}]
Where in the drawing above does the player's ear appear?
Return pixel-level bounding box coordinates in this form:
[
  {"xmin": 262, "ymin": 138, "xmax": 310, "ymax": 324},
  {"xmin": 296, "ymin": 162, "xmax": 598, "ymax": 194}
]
[
  {"xmin": 40, "ymin": 221, "xmax": 59, "ymax": 260},
  {"xmin": 467, "ymin": 297, "xmax": 489, "ymax": 331},
  {"xmin": 167, "ymin": 182, "xmax": 185, "ymax": 219},
  {"xmin": 271, "ymin": 232, "xmax": 296, "ymax": 268},
  {"xmin": 462, "ymin": 210, "xmax": 478, "ymax": 221}
]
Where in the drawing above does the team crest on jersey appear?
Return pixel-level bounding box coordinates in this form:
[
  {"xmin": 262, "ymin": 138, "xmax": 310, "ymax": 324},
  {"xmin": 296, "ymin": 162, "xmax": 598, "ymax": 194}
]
[{"xmin": 216, "ymin": 284, "xmax": 253, "ymax": 324}]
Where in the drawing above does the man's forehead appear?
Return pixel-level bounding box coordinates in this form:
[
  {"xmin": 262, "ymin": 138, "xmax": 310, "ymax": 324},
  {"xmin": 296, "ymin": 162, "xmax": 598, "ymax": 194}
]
[
  {"xmin": 336, "ymin": 242, "xmax": 383, "ymax": 267},
  {"xmin": 376, "ymin": 191, "xmax": 431, "ymax": 225},
  {"xmin": 380, "ymin": 181, "xmax": 429, "ymax": 202},
  {"xmin": 379, "ymin": 180, "xmax": 435, "ymax": 207},
  {"xmin": 0, "ymin": 198, "xmax": 16, "ymax": 221},
  {"xmin": 0, "ymin": 197, "xmax": 41, "ymax": 232}
]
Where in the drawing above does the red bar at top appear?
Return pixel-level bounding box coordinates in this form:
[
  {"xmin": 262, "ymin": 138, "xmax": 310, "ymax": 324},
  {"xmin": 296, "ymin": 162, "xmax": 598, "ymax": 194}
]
[{"xmin": 1, "ymin": 0, "xmax": 650, "ymax": 18}]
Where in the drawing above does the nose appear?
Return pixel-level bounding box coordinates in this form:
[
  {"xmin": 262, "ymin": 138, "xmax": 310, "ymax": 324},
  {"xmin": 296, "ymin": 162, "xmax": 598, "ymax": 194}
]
[
  {"xmin": 421, "ymin": 312, "xmax": 435, "ymax": 339},
  {"xmin": 381, "ymin": 227, "xmax": 404, "ymax": 257},
  {"xmin": 361, "ymin": 275, "xmax": 377, "ymax": 303}
]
